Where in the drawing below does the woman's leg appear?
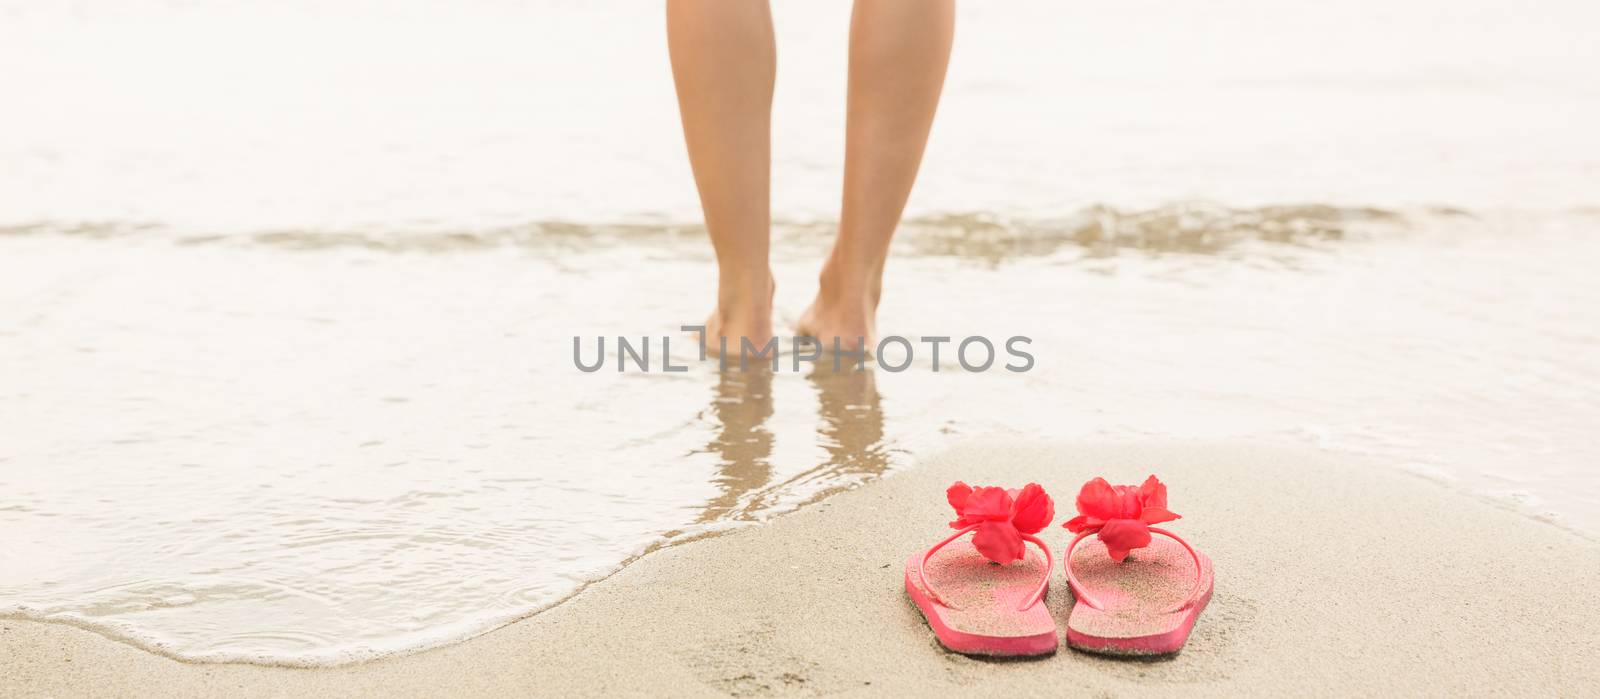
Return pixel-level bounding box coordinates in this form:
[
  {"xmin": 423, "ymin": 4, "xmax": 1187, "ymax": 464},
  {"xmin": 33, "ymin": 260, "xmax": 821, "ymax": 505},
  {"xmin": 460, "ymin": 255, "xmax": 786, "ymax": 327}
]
[
  {"xmin": 667, "ymin": 0, "xmax": 777, "ymax": 352},
  {"xmin": 799, "ymin": 0, "xmax": 955, "ymax": 353}
]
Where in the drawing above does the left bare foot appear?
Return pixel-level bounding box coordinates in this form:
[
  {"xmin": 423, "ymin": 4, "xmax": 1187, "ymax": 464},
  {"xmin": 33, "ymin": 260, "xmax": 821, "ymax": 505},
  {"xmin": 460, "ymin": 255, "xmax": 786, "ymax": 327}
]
[{"xmin": 697, "ymin": 271, "xmax": 776, "ymax": 357}]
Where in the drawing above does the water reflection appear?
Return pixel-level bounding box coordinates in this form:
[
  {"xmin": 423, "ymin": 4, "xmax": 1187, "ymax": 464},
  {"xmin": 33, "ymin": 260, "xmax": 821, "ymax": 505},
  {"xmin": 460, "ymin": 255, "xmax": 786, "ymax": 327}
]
[
  {"xmin": 695, "ymin": 365, "xmax": 776, "ymax": 523},
  {"xmin": 693, "ymin": 364, "xmax": 892, "ymax": 524},
  {"xmin": 800, "ymin": 364, "xmax": 891, "ymax": 489}
]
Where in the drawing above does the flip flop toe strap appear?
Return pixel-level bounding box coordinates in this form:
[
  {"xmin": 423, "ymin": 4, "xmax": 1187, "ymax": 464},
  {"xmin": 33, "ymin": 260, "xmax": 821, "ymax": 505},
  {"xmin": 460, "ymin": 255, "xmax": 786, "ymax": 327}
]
[
  {"xmin": 918, "ymin": 524, "xmax": 1053, "ymax": 612},
  {"xmin": 1064, "ymin": 526, "xmax": 1204, "ymax": 614}
]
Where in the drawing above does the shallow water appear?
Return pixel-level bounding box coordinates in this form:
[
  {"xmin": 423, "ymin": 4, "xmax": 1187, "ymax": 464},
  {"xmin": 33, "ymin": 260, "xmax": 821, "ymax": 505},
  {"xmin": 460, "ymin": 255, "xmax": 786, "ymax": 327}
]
[{"xmin": 2, "ymin": 0, "xmax": 1598, "ymax": 666}]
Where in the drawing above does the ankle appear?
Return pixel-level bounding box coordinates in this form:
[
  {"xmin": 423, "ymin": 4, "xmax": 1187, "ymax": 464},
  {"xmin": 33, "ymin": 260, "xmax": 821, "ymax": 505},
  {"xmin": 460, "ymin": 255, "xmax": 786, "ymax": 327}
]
[
  {"xmin": 815, "ymin": 259, "xmax": 881, "ymax": 314},
  {"xmin": 717, "ymin": 269, "xmax": 775, "ymax": 316}
]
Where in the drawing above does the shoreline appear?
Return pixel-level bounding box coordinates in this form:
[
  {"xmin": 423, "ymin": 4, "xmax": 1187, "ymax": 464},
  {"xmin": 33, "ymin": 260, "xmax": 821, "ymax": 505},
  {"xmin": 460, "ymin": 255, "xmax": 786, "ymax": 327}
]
[{"xmin": 6, "ymin": 440, "xmax": 1599, "ymax": 695}]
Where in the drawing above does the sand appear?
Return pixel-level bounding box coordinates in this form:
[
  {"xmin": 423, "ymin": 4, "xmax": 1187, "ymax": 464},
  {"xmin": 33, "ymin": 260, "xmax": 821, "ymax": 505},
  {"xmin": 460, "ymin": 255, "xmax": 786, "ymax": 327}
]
[{"xmin": 5, "ymin": 441, "xmax": 1598, "ymax": 696}]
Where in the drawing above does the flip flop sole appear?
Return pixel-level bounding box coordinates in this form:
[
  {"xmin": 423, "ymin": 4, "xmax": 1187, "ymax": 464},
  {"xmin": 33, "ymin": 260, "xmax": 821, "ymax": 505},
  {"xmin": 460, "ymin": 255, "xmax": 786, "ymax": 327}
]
[
  {"xmin": 904, "ymin": 539, "xmax": 1058, "ymax": 657},
  {"xmin": 1064, "ymin": 537, "xmax": 1213, "ymax": 656}
]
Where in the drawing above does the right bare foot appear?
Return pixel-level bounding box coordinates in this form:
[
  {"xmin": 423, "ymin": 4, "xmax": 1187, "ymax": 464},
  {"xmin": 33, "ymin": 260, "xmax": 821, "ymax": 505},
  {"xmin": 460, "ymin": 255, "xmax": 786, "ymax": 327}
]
[
  {"xmin": 795, "ymin": 268, "xmax": 878, "ymax": 355},
  {"xmin": 700, "ymin": 273, "xmax": 776, "ymax": 358}
]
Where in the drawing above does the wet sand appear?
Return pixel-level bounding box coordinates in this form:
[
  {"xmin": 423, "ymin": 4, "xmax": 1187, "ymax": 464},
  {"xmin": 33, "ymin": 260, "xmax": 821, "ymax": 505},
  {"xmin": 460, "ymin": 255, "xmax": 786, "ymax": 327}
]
[{"xmin": 4, "ymin": 441, "xmax": 1597, "ymax": 696}]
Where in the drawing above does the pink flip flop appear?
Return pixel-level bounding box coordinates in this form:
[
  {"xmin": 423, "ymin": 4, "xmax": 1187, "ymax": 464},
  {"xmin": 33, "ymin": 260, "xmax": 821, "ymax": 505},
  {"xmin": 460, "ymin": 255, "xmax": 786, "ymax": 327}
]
[
  {"xmin": 904, "ymin": 482, "xmax": 1058, "ymax": 657},
  {"xmin": 1060, "ymin": 475, "xmax": 1213, "ymax": 656}
]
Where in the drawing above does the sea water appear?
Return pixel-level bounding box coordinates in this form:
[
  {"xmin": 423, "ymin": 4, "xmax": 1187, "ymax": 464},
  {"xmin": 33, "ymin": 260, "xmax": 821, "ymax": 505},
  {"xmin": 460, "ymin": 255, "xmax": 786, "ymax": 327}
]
[{"xmin": 1, "ymin": 0, "xmax": 1597, "ymax": 665}]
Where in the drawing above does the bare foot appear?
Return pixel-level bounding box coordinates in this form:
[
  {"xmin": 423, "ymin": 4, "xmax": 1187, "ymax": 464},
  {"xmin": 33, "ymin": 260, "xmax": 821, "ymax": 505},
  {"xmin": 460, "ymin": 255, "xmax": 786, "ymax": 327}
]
[
  {"xmin": 700, "ymin": 273, "xmax": 776, "ymax": 358},
  {"xmin": 796, "ymin": 272, "xmax": 878, "ymax": 355}
]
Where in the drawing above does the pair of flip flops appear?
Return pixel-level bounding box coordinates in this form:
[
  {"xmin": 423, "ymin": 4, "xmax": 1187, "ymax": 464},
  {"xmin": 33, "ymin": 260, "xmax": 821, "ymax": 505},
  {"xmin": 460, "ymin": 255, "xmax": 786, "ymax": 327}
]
[{"xmin": 905, "ymin": 475, "xmax": 1213, "ymax": 657}]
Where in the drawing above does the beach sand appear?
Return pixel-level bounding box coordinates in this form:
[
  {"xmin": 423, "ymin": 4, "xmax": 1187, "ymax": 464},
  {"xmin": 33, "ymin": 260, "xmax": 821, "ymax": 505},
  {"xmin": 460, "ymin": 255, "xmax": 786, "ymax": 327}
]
[{"xmin": 5, "ymin": 441, "xmax": 1597, "ymax": 696}]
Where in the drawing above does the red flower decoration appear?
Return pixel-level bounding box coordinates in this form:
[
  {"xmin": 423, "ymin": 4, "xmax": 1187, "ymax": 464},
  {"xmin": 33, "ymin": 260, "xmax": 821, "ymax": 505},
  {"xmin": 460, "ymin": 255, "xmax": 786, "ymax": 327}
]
[
  {"xmin": 946, "ymin": 482, "xmax": 1055, "ymax": 564},
  {"xmin": 1063, "ymin": 475, "xmax": 1181, "ymax": 562}
]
